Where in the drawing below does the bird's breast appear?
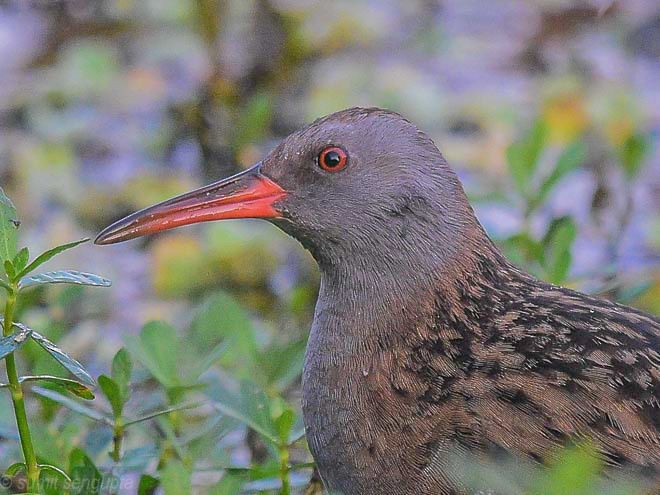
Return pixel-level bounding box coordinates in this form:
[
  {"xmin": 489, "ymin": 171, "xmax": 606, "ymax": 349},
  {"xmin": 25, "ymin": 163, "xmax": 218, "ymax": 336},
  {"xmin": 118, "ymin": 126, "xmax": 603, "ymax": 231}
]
[{"xmin": 301, "ymin": 315, "xmax": 453, "ymax": 495}]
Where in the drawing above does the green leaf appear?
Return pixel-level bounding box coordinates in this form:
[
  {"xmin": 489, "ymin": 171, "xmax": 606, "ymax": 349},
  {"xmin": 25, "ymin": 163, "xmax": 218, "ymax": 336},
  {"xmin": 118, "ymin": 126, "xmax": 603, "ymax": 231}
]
[
  {"xmin": 39, "ymin": 464, "xmax": 71, "ymax": 483},
  {"xmin": 12, "ymin": 247, "xmax": 29, "ymax": 274},
  {"xmin": 4, "ymin": 462, "xmax": 26, "ymax": 476},
  {"xmin": 17, "ymin": 238, "xmax": 89, "ymax": 278},
  {"xmin": 533, "ymin": 443, "xmax": 602, "ymax": 495},
  {"xmin": 126, "ymin": 321, "xmax": 181, "ymax": 389},
  {"xmin": 0, "ymin": 278, "xmax": 12, "ymax": 292},
  {"xmin": 542, "ymin": 216, "xmax": 577, "ymax": 284},
  {"xmin": 111, "ymin": 347, "xmax": 132, "ymax": 405},
  {"xmin": 232, "ymin": 92, "xmax": 273, "ymax": 152},
  {"xmin": 69, "ymin": 448, "xmax": 102, "ymax": 495},
  {"xmin": 258, "ymin": 339, "xmax": 306, "ymax": 391},
  {"xmin": 499, "ymin": 233, "xmax": 543, "ymax": 266},
  {"xmin": 210, "ymin": 472, "xmax": 245, "ymax": 495},
  {"xmin": 32, "ymin": 386, "xmax": 110, "ymax": 424},
  {"xmin": 188, "ymin": 341, "xmax": 228, "ymax": 382},
  {"xmin": 167, "ymin": 383, "xmax": 208, "ymax": 398},
  {"xmin": 191, "ymin": 291, "xmax": 259, "ymax": 380},
  {"xmin": 506, "ymin": 120, "xmax": 548, "ymax": 193},
  {"xmin": 536, "ymin": 140, "xmax": 586, "ymax": 207},
  {"xmin": 0, "ymin": 187, "xmax": 19, "ymax": 264},
  {"xmin": 138, "ymin": 474, "xmax": 159, "ymax": 495},
  {"xmin": 619, "ymin": 133, "xmax": 650, "ymax": 180},
  {"xmin": 98, "ymin": 375, "xmax": 123, "ymax": 418},
  {"xmin": 160, "ymin": 460, "xmax": 191, "ymax": 495},
  {"xmin": 0, "ymin": 323, "xmax": 32, "ymax": 360},
  {"xmin": 30, "ymin": 330, "xmax": 96, "ymax": 387},
  {"xmin": 4, "ymin": 259, "xmax": 15, "ymax": 281},
  {"xmin": 20, "ymin": 375, "xmax": 94, "ymax": 400},
  {"xmin": 275, "ymin": 408, "xmax": 296, "ymax": 445},
  {"xmin": 19, "ymin": 270, "xmax": 111, "ymax": 290},
  {"xmin": 208, "ymin": 379, "xmax": 278, "ymax": 445}
]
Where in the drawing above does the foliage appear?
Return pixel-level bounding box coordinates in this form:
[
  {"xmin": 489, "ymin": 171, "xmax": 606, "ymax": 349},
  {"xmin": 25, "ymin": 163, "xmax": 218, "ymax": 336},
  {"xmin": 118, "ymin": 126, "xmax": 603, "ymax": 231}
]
[
  {"xmin": 495, "ymin": 116, "xmax": 652, "ymax": 297},
  {"xmin": 498, "ymin": 119, "xmax": 586, "ymax": 284},
  {"xmin": 0, "ymin": 187, "xmax": 109, "ymax": 493}
]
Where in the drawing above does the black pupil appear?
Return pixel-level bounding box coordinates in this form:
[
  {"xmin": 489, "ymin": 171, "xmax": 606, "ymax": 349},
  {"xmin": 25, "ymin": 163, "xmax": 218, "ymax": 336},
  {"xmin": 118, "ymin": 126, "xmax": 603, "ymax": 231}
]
[{"xmin": 323, "ymin": 150, "xmax": 342, "ymax": 168}]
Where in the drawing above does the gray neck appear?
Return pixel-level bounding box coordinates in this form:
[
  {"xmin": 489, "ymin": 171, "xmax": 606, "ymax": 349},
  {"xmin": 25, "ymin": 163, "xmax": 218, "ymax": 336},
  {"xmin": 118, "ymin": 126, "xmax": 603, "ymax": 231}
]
[{"xmin": 310, "ymin": 211, "xmax": 497, "ymax": 352}]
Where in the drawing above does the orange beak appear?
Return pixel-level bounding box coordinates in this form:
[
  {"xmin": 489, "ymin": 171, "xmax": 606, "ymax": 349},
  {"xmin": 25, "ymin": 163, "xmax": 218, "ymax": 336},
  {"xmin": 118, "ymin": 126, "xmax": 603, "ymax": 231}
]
[{"xmin": 95, "ymin": 163, "xmax": 286, "ymax": 245}]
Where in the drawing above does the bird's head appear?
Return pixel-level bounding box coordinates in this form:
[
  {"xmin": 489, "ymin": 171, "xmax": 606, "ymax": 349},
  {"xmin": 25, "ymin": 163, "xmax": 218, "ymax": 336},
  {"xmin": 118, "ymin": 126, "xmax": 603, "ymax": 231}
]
[{"xmin": 96, "ymin": 108, "xmax": 483, "ymax": 270}]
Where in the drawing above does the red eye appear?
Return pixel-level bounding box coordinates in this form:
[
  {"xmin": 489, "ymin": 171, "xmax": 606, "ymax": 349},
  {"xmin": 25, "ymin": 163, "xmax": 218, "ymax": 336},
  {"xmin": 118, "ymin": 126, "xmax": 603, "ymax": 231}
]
[{"xmin": 318, "ymin": 146, "xmax": 348, "ymax": 172}]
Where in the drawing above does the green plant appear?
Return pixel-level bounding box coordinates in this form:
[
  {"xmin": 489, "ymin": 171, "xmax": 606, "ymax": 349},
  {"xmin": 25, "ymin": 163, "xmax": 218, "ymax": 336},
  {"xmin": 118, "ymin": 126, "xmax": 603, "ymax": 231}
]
[
  {"xmin": 23, "ymin": 307, "xmax": 310, "ymax": 494},
  {"xmin": 206, "ymin": 378, "xmax": 309, "ymax": 495},
  {"xmin": 118, "ymin": 300, "xmax": 309, "ymax": 494},
  {"xmin": 500, "ymin": 119, "xmax": 586, "ymax": 284},
  {"xmin": 0, "ymin": 187, "xmax": 110, "ymax": 493},
  {"xmin": 453, "ymin": 441, "xmax": 649, "ymax": 495}
]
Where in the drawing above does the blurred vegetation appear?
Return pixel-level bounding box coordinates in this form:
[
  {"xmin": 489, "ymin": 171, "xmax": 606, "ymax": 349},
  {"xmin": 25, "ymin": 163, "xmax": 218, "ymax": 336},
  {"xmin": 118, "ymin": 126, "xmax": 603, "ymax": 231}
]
[{"xmin": 0, "ymin": 0, "xmax": 658, "ymax": 494}]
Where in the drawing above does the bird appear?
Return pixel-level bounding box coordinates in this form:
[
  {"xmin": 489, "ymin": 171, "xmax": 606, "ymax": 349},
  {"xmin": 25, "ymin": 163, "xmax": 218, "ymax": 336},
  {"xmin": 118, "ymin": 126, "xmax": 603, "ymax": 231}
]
[{"xmin": 96, "ymin": 107, "xmax": 660, "ymax": 494}]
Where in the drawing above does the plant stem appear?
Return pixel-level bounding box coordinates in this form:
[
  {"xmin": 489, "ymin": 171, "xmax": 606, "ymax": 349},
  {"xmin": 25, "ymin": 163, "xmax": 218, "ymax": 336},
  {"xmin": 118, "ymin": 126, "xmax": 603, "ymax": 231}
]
[
  {"xmin": 279, "ymin": 444, "xmax": 290, "ymax": 495},
  {"xmin": 111, "ymin": 420, "xmax": 124, "ymax": 463},
  {"xmin": 3, "ymin": 288, "xmax": 40, "ymax": 491}
]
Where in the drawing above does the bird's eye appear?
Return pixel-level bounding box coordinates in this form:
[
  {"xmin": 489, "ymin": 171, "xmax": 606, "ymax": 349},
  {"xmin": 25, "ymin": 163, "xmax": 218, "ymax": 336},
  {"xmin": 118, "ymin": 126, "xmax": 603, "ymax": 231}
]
[{"xmin": 318, "ymin": 146, "xmax": 348, "ymax": 172}]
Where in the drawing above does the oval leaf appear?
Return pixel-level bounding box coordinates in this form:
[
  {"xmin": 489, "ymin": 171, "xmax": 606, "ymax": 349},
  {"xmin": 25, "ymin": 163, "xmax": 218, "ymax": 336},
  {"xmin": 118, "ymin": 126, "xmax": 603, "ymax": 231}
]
[
  {"xmin": 506, "ymin": 120, "xmax": 548, "ymax": 193},
  {"xmin": 0, "ymin": 323, "xmax": 32, "ymax": 360},
  {"xmin": 30, "ymin": 330, "xmax": 96, "ymax": 387},
  {"xmin": 98, "ymin": 375, "xmax": 123, "ymax": 418},
  {"xmin": 19, "ymin": 270, "xmax": 111, "ymax": 290},
  {"xmin": 275, "ymin": 408, "xmax": 296, "ymax": 444},
  {"xmin": 4, "ymin": 259, "xmax": 15, "ymax": 280},
  {"xmin": 17, "ymin": 239, "xmax": 89, "ymax": 278},
  {"xmin": 20, "ymin": 375, "xmax": 95, "ymax": 400},
  {"xmin": 12, "ymin": 247, "xmax": 29, "ymax": 274},
  {"xmin": 111, "ymin": 347, "xmax": 132, "ymax": 404},
  {"xmin": 0, "ymin": 187, "xmax": 18, "ymax": 263},
  {"xmin": 542, "ymin": 216, "xmax": 577, "ymax": 284}
]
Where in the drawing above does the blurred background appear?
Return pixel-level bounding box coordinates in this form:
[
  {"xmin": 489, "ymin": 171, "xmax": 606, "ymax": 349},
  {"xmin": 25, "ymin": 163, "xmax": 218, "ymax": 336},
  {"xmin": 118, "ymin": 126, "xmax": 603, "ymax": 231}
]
[{"xmin": 0, "ymin": 0, "xmax": 658, "ymax": 493}]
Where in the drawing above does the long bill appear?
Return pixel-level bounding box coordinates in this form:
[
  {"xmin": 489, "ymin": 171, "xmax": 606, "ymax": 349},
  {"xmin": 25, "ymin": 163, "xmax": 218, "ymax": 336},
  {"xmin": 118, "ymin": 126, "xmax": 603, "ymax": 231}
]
[{"xmin": 95, "ymin": 163, "xmax": 286, "ymax": 245}]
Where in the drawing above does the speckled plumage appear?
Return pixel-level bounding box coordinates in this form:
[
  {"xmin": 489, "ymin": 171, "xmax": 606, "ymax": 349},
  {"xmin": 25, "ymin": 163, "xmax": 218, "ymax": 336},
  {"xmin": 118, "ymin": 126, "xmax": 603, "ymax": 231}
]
[
  {"xmin": 96, "ymin": 107, "xmax": 660, "ymax": 495},
  {"xmin": 307, "ymin": 249, "xmax": 658, "ymax": 494}
]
